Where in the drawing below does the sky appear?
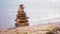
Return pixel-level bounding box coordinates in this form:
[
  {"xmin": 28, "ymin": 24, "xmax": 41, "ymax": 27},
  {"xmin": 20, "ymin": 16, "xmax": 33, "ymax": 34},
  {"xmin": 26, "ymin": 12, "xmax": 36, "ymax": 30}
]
[{"xmin": 0, "ymin": 0, "xmax": 60, "ymax": 29}]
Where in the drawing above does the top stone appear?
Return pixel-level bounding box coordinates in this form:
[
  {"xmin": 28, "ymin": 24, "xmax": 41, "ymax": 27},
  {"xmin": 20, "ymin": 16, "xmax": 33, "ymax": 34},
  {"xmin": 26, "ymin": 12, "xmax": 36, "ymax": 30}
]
[{"xmin": 19, "ymin": 4, "xmax": 24, "ymax": 9}]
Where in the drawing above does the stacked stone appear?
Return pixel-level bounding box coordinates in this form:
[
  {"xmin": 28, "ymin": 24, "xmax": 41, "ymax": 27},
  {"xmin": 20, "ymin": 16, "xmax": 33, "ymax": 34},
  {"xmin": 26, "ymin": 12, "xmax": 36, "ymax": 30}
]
[{"xmin": 15, "ymin": 4, "xmax": 29, "ymax": 27}]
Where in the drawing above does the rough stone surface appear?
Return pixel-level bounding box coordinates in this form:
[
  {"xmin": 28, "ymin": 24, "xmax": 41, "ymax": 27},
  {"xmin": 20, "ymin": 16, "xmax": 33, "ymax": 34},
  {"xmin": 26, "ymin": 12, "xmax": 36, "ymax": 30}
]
[{"xmin": 0, "ymin": 23, "xmax": 60, "ymax": 34}]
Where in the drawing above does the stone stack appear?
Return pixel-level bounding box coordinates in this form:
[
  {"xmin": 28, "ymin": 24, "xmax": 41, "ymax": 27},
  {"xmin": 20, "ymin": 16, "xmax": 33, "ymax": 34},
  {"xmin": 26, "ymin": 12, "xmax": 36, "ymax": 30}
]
[{"xmin": 15, "ymin": 4, "xmax": 29, "ymax": 27}]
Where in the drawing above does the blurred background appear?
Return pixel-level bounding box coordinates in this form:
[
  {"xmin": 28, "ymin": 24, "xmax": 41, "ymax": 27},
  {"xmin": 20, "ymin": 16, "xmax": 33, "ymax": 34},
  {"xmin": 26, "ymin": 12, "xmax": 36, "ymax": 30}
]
[{"xmin": 0, "ymin": 0, "xmax": 60, "ymax": 29}]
